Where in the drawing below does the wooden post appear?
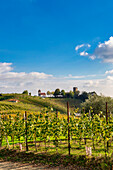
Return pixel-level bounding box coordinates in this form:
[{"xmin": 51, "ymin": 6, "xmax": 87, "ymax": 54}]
[
  {"xmin": 25, "ymin": 111, "xmax": 28, "ymax": 151},
  {"xmin": 83, "ymin": 108, "xmax": 85, "ymax": 114},
  {"xmin": 106, "ymin": 102, "xmax": 108, "ymax": 124},
  {"xmin": 67, "ymin": 102, "xmax": 71, "ymax": 155},
  {"xmin": 0, "ymin": 114, "xmax": 2, "ymax": 147},
  {"xmin": 56, "ymin": 109, "xmax": 58, "ymax": 150},
  {"xmin": 106, "ymin": 102, "xmax": 109, "ymax": 151}
]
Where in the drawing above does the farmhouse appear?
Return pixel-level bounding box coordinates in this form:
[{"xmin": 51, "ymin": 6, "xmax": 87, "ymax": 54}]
[
  {"xmin": 38, "ymin": 90, "xmax": 46, "ymax": 98},
  {"xmin": 8, "ymin": 99, "xmax": 19, "ymax": 103}
]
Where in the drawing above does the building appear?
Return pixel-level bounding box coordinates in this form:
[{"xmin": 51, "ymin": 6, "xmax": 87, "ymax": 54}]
[
  {"xmin": 38, "ymin": 89, "xmax": 41, "ymax": 96},
  {"xmin": 38, "ymin": 90, "xmax": 46, "ymax": 98},
  {"xmin": 8, "ymin": 99, "xmax": 19, "ymax": 103},
  {"xmin": 73, "ymin": 87, "xmax": 78, "ymax": 93}
]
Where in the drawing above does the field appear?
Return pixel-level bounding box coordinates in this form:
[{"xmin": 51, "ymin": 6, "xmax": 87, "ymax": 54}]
[
  {"xmin": 0, "ymin": 107, "xmax": 113, "ymax": 169},
  {"xmin": 0, "ymin": 93, "xmax": 82, "ymax": 114},
  {"xmin": 0, "ymin": 94, "xmax": 113, "ymax": 169}
]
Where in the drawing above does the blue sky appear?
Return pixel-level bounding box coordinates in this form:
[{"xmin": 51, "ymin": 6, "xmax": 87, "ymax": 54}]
[{"xmin": 1, "ymin": 0, "xmax": 113, "ymax": 96}]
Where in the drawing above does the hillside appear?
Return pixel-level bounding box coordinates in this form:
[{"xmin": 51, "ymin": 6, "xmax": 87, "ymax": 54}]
[{"xmin": 0, "ymin": 94, "xmax": 82, "ymax": 114}]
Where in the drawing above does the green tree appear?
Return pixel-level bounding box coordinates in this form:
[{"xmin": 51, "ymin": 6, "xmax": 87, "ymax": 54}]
[
  {"xmin": 61, "ymin": 90, "xmax": 65, "ymax": 97},
  {"xmin": 51, "ymin": 91, "xmax": 54, "ymax": 95},
  {"xmin": 82, "ymin": 94, "xmax": 113, "ymax": 114},
  {"xmin": 54, "ymin": 89, "xmax": 60, "ymax": 97},
  {"xmin": 74, "ymin": 90, "xmax": 80, "ymax": 98},
  {"xmin": 79, "ymin": 91, "xmax": 88, "ymax": 101},
  {"xmin": 69, "ymin": 91, "xmax": 74, "ymax": 98},
  {"xmin": 47, "ymin": 91, "xmax": 51, "ymax": 95},
  {"xmin": 22, "ymin": 90, "xmax": 28, "ymax": 95}
]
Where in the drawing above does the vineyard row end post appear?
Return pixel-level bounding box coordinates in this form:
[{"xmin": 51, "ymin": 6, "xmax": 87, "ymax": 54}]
[
  {"xmin": 67, "ymin": 102, "xmax": 71, "ymax": 155},
  {"xmin": 25, "ymin": 111, "xmax": 28, "ymax": 151}
]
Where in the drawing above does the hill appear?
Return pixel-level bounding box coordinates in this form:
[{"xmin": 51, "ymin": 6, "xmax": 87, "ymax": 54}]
[{"xmin": 0, "ymin": 94, "xmax": 82, "ymax": 114}]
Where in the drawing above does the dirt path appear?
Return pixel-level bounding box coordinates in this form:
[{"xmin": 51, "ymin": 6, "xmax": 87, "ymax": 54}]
[
  {"xmin": 0, "ymin": 160, "xmax": 59, "ymax": 170},
  {"xmin": 0, "ymin": 160, "xmax": 88, "ymax": 170}
]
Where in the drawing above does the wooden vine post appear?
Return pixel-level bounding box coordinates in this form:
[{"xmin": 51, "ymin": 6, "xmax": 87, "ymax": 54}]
[
  {"xmin": 25, "ymin": 111, "xmax": 28, "ymax": 151},
  {"xmin": 67, "ymin": 102, "xmax": 71, "ymax": 155},
  {"xmin": 56, "ymin": 109, "xmax": 58, "ymax": 151},
  {"xmin": 106, "ymin": 102, "xmax": 108, "ymax": 124},
  {"xmin": 106, "ymin": 102, "xmax": 109, "ymax": 151},
  {"xmin": 0, "ymin": 113, "xmax": 1, "ymax": 147}
]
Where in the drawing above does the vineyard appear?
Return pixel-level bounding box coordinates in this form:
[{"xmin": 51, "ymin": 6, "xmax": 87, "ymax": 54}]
[
  {"xmin": 0, "ymin": 94, "xmax": 81, "ymax": 114},
  {"xmin": 0, "ymin": 102, "xmax": 113, "ymax": 159}
]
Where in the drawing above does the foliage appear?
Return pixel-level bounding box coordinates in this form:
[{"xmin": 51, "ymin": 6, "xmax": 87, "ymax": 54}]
[
  {"xmin": 82, "ymin": 94, "xmax": 113, "ymax": 114},
  {"xmin": 78, "ymin": 91, "xmax": 88, "ymax": 101},
  {"xmin": 61, "ymin": 90, "xmax": 65, "ymax": 97},
  {"xmin": 54, "ymin": 89, "xmax": 60, "ymax": 97},
  {"xmin": 1, "ymin": 107, "xmax": 113, "ymax": 157},
  {"xmin": 22, "ymin": 90, "xmax": 28, "ymax": 95},
  {"xmin": 47, "ymin": 91, "xmax": 51, "ymax": 95},
  {"xmin": 74, "ymin": 90, "xmax": 80, "ymax": 98},
  {"xmin": 69, "ymin": 91, "xmax": 74, "ymax": 98}
]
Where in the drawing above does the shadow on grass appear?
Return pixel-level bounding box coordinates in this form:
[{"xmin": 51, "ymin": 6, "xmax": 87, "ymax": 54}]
[{"xmin": 0, "ymin": 148, "xmax": 113, "ymax": 169}]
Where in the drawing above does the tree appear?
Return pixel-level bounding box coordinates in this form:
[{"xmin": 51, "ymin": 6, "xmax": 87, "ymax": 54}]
[
  {"xmin": 54, "ymin": 89, "xmax": 60, "ymax": 97},
  {"xmin": 47, "ymin": 91, "xmax": 51, "ymax": 95},
  {"xmin": 61, "ymin": 90, "xmax": 65, "ymax": 97},
  {"xmin": 74, "ymin": 90, "xmax": 80, "ymax": 98},
  {"xmin": 51, "ymin": 91, "xmax": 54, "ymax": 95},
  {"xmin": 22, "ymin": 90, "xmax": 28, "ymax": 95},
  {"xmin": 69, "ymin": 91, "xmax": 74, "ymax": 98},
  {"xmin": 79, "ymin": 91, "xmax": 88, "ymax": 102},
  {"xmin": 82, "ymin": 94, "xmax": 113, "ymax": 115}
]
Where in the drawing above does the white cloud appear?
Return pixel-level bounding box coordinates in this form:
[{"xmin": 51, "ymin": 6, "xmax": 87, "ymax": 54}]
[
  {"xmin": 75, "ymin": 43, "xmax": 91, "ymax": 58},
  {"xmin": 0, "ymin": 62, "xmax": 13, "ymax": 73},
  {"xmin": 89, "ymin": 55, "xmax": 96, "ymax": 60},
  {"xmin": 65, "ymin": 74, "xmax": 96, "ymax": 79},
  {"xmin": 29, "ymin": 72, "xmax": 53, "ymax": 79},
  {"xmin": 107, "ymin": 76, "xmax": 113, "ymax": 80},
  {"xmin": 65, "ymin": 74, "xmax": 85, "ymax": 79},
  {"xmin": 1, "ymin": 62, "xmax": 113, "ymax": 97},
  {"xmin": 88, "ymin": 44, "xmax": 91, "ymax": 48},
  {"xmin": 75, "ymin": 43, "xmax": 91, "ymax": 51},
  {"xmin": 91, "ymin": 36, "xmax": 113, "ymax": 63},
  {"xmin": 0, "ymin": 62, "xmax": 54, "ymax": 94},
  {"xmin": 80, "ymin": 51, "xmax": 88, "ymax": 56},
  {"xmin": 76, "ymin": 37, "xmax": 113, "ymax": 63},
  {"xmin": 75, "ymin": 44, "xmax": 84, "ymax": 51},
  {"xmin": 105, "ymin": 70, "xmax": 113, "ymax": 74}
]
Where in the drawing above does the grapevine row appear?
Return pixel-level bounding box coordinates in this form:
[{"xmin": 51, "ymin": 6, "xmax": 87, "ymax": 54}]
[{"xmin": 0, "ymin": 104, "xmax": 113, "ymax": 155}]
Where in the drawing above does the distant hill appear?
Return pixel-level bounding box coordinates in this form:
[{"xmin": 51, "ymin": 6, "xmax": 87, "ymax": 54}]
[{"xmin": 0, "ymin": 94, "xmax": 82, "ymax": 114}]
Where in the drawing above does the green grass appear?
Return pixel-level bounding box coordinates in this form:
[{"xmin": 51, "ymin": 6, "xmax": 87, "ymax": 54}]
[
  {"xmin": 2, "ymin": 136, "xmax": 113, "ymax": 158},
  {"xmin": 1, "ymin": 139, "xmax": 113, "ymax": 169},
  {"xmin": 0, "ymin": 93, "xmax": 82, "ymax": 114}
]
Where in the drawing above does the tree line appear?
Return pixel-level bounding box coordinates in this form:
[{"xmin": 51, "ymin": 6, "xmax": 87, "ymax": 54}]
[{"xmin": 47, "ymin": 89, "xmax": 97, "ymax": 102}]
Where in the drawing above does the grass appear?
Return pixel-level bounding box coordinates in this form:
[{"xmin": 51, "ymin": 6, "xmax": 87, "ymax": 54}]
[
  {"xmin": 0, "ymin": 93, "xmax": 82, "ymax": 114},
  {"xmin": 2, "ymin": 136, "xmax": 113, "ymax": 158},
  {"xmin": 0, "ymin": 145, "xmax": 113, "ymax": 169}
]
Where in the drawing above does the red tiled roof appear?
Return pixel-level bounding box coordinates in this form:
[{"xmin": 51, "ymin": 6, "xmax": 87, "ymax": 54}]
[
  {"xmin": 8, "ymin": 99, "xmax": 19, "ymax": 102},
  {"xmin": 40, "ymin": 93, "xmax": 46, "ymax": 95}
]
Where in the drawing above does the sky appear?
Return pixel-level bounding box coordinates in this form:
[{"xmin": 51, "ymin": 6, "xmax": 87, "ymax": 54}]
[{"xmin": 1, "ymin": 0, "xmax": 113, "ymax": 96}]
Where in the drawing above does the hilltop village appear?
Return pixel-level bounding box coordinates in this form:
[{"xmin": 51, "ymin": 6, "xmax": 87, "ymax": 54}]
[{"xmin": 37, "ymin": 87, "xmax": 96, "ymax": 102}]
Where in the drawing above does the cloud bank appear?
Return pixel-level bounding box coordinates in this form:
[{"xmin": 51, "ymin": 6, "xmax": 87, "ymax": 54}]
[{"xmin": 1, "ymin": 62, "xmax": 113, "ymax": 97}]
